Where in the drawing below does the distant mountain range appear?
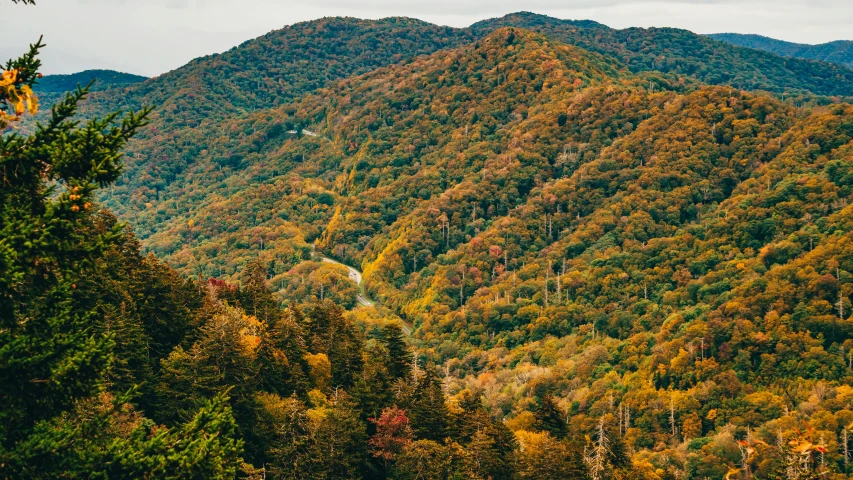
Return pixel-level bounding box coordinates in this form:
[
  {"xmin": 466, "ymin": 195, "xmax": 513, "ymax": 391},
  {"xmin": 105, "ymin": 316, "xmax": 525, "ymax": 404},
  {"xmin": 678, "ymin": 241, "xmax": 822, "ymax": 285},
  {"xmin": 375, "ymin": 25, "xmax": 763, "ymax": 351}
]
[
  {"xmin": 710, "ymin": 33, "xmax": 853, "ymax": 68},
  {"xmin": 32, "ymin": 69, "xmax": 147, "ymax": 107},
  {"xmin": 36, "ymin": 69, "xmax": 147, "ymax": 93}
]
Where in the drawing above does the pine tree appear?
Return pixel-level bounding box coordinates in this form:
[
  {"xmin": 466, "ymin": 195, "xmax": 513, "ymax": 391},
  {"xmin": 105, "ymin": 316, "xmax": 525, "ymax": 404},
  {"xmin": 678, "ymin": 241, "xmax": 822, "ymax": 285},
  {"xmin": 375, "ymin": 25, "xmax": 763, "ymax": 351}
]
[
  {"xmin": 534, "ymin": 394, "xmax": 568, "ymax": 439},
  {"xmin": 310, "ymin": 391, "xmax": 369, "ymax": 478},
  {"xmin": 239, "ymin": 258, "xmax": 280, "ymax": 325},
  {"xmin": 406, "ymin": 368, "xmax": 450, "ymax": 442},
  {"xmin": 257, "ymin": 308, "xmax": 310, "ymax": 397},
  {"xmin": 0, "ymin": 28, "xmax": 243, "ymax": 475},
  {"xmin": 351, "ymin": 340, "xmax": 394, "ymax": 423},
  {"xmin": 305, "ymin": 301, "xmax": 364, "ymax": 388},
  {"xmin": 453, "ymin": 391, "xmax": 518, "ymax": 480},
  {"xmin": 157, "ymin": 343, "xmax": 223, "ymax": 424},
  {"xmin": 263, "ymin": 394, "xmax": 314, "ymax": 480},
  {"xmin": 381, "ymin": 323, "xmax": 412, "ymax": 380}
]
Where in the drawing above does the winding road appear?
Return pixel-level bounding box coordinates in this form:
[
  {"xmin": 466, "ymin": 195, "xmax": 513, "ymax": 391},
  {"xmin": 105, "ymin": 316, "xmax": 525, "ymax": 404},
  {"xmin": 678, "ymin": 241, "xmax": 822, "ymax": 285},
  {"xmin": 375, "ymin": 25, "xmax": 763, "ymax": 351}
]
[
  {"xmin": 318, "ymin": 256, "xmax": 374, "ymax": 308},
  {"xmin": 314, "ymin": 253, "xmax": 412, "ymax": 336}
]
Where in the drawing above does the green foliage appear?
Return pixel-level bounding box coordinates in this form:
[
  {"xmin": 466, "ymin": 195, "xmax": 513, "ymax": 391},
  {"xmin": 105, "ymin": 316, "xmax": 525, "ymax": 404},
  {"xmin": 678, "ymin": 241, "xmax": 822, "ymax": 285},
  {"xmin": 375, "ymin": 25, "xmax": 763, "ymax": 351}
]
[
  {"xmin": 36, "ymin": 69, "xmax": 146, "ymax": 93},
  {"xmin": 6, "ymin": 6, "xmax": 853, "ymax": 478},
  {"xmin": 381, "ymin": 323, "xmax": 412, "ymax": 380},
  {"xmin": 0, "ymin": 38, "xmax": 243, "ymax": 476},
  {"xmin": 710, "ymin": 33, "xmax": 853, "ymax": 69},
  {"xmin": 534, "ymin": 394, "xmax": 568, "ymax": 439},
  {"xmin": 473, "ymin": 12, "xmax": 853, "ymax": 96}
]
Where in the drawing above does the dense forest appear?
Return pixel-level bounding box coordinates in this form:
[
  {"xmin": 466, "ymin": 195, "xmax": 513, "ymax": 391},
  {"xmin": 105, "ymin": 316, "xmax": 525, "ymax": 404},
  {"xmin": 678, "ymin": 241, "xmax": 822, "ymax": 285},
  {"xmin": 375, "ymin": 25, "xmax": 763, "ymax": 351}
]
[
  {"xmin": 710, "ymin": 33, "xmax": 853, "ymax": 69},
  {"xmin": 36, "ymin": 69, "xmax": 147, "ymax": 93},
  {"xmin": 4, "ymin": 3, "xmax": 853, "ymax": 479},
  {"xmin": 31, "ymin": 69, "xmax": 148, "ymax": 115}
]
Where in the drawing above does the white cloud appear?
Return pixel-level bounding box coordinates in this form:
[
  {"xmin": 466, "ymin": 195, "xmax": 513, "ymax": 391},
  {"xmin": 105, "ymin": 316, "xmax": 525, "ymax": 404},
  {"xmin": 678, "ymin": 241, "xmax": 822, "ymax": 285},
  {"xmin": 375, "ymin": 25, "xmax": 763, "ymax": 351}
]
[{"xmin": 2, "ymin": 0, "xmax": 851, "ymax": 76}]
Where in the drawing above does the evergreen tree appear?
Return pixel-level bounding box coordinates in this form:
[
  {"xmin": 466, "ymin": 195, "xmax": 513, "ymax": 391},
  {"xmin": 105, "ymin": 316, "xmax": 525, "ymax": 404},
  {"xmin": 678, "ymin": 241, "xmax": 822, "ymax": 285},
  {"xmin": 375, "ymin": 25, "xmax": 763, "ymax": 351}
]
[
  {"xmin": 406, "ymin": 368, "xmax": 450, "ymax": 442},
  {"xmin": 262, "ymin": 394, "xmax": 314, "ymax": 480},
  {"xmin": 380, "ymin": 323, "xmax": 412, "ymax": 380},
  {"xmin": 305, "ymin": 300, "xmax": 364, "ymax": 388},
  {"xmin": 453, "ymin": 391, "xmax": 517, "ymax": 480},
  {"xmin": 534, "ymin": 394, "xmax": 568, "ymax": 439},
  {"xmin": 257, "ymin": 307, "xmax": 310, "ymax": 397},
  {"xmin": 239, "ymin": 258, "xmax": 280, "ymax": 325},
  {"xmin": 157, "ymin": 343, "xmax": 223, "ymax": 424},
  {"xmin": 0, "ymin": 30, "xmax": 242, "ymax": 475},
  {"xmin": 351, "ymin": 340, "xmax": 394, "ymax": 423},
  {"xmin": 310, "ymin": 391, "xmax": 369, "ymax": 479}
]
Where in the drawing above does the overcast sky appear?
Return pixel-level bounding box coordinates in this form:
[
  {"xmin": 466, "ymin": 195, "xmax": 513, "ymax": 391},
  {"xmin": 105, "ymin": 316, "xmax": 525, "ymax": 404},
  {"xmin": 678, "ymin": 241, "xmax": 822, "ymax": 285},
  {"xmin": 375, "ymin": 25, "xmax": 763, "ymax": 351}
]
[{"xmin": 3, "ymin": 0, "xmax": 851, "ymax": 77}]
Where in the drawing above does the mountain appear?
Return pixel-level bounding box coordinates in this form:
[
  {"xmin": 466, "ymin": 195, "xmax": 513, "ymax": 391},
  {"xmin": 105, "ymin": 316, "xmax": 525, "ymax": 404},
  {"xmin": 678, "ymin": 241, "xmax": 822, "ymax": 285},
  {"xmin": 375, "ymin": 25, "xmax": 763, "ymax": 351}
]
[
  {"xmin": 7, "ymin": 12, "xmax": 853, "ymax": 478},
  {"xmin": 87, "ymin": 13, "xmax": 853, "ymax": 244},
  {"xmin": 74, "ymin": 17, "xmax": 472, "ymax": 132},
  {"xmin": 36, "ymin": 69, "xmax": 147, "ymax": 92},
  {"xmin": 475, "ymin": 12, "xmax": 853, "ymax": 96},
  {"xmin": 710, "ymin": 33, "xmax": 853, "ymax": 68},
  {"xmin": 85, "ymin": 27, "xmax": 853, "ymax": 477},
  {"xmin": 55, "ymin": 15, "xmax": 852, "ymax": 256},
  {"xmin": 74, "ymin": 13, "xmax": 853, "ymax": 134},
  {"xmin": 33, "ymin": 69, "xmax": 147, "ymax": 107}
]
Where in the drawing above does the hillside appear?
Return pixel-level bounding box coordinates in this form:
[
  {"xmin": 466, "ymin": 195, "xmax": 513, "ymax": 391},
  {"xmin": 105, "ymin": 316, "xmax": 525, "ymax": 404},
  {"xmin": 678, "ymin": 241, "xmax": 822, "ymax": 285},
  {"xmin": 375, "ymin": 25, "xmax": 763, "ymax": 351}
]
[
  {"xmin": 6, "ymin": 4, "xmax": 853, "ymax": 474},
  {"xmin": 72, "ymin": 15, "xmax": 853, "ymax": 253},
  {"xmin": 475, "ymin": 12, "xmax": 853, "ymax": 96},
  {"xmin": 69, "ymin": 14, "xmax": 853, "ymax": 138},
  {"xmin": 33, "ymin": 69, "xmax": 147, "ymax": 108},
  {"xmin": 36, "ymin": 69, "xmax": 147, "ymax": 92},
  {"xmin": 710, "ymin": 33, "xmax": 853, "ymax": 68},
  {"xmin": 91, "ymin": 13, "xmax": 853, "ymax": 248},
  {"xmin": 86, "ymin": 27, "xmax": 853, "ymax": 477}
]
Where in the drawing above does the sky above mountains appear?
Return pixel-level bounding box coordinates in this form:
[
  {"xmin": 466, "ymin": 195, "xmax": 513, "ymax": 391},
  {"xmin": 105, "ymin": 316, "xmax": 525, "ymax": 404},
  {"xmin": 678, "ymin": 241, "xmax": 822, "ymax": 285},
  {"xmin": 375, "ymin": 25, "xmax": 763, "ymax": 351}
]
[{"xmin": 4, "ymin": 0, "xmax": 852, "ymax": 76}]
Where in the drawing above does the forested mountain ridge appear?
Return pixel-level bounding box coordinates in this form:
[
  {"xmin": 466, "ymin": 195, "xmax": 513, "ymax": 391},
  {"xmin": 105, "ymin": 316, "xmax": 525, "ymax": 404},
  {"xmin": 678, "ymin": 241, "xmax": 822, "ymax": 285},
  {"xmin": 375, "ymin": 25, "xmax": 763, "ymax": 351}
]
[
  {"xmin": 474, "ymin": 12, "xmax": 853, "ymax": 96},
  {"xmin": 33, "ymin": 69, "xmax": 147, "ymax": 111},
  {"xmin": 93, "ymin": 12, "xmax": 853, "ymax": 247},
  {"xmin": 78, "ymin": 26, "xmax": 853, "ymax": 477},
  {"xmin": 62, "ymin": 13, "xmax": 853, "ymax": 152},
  {"xmin": 710, "ymin": 32, "xmax": 853, "ymax": 68},
  {"xmin": 36, "ymin": 69, "xmax": 147, "ymax": 92},
  {"xmin": 74, "ymin": 13, "xmax": 853, "ymax": 260},
  {"xmin": 5, "ymin": 4, "xmax": 853, "ymax": 477}
]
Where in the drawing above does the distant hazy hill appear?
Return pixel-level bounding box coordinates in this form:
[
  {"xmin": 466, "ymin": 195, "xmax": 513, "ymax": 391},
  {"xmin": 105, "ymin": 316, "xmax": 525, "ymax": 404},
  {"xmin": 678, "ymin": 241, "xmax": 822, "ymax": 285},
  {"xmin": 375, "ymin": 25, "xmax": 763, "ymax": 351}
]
[
  {"xmin": 36, "ymin": 69, "xmax": 147, "ymax": 93},
  {"xmin": 31, "ymin": 70, "xmax": 147, "ymax": 109},
  {"xmin": 475, "ymin": 12, "xmax": 853, "ymax": 96},
  {"xmin": 710, "ymin": 33, "xmax": 853, "ymax": 68}
]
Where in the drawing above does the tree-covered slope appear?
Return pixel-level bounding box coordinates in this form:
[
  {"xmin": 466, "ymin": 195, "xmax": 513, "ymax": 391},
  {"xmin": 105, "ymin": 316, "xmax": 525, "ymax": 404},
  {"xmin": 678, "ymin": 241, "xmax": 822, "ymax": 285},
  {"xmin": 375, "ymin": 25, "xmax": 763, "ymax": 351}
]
[
  {"xmin": 67, "ymin": 14, "xmax": 853, "ymax": 250},
  {"xmin": 476, "ymin": 12, "xmax": 853, "ymax": 96},
  {"xmin": 36, "ymin": 69, "xmax": 147, "ymax": 92},
  {"xmin": 33, "ymin": 69, "xmax": 147, "ymax": 110},
  {"xmin": 87, "ymin": 26, "xmax": 853, "ymax": 476},
  {"xmin": 74, "ymin": 12, "xmax": 853, "ymax": 135},
  {"xmin": 9, "ymin": 14, "xmax": 853, "ymax": 476},
  {"xmin": 119, "ymin": 26, "xmax": 853, "ymax": 476},
  {"xmin": 710, "ymin": 32, "xmax": 853, "ymax": 68},
  {"xmin": 73, "ymin": 17, "xmax": 473, "ymax": 133}
]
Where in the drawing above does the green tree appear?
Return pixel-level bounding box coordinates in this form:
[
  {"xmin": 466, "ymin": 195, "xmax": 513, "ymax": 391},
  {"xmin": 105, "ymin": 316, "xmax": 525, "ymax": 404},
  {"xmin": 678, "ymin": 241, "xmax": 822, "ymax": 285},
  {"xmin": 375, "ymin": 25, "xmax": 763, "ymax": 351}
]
[
  {"xmin": 305, "ymin": 301, "xmax": 364, "ymax": 388},
  {"xmin": 453, "ymin": 391, "xmax": 517, "ymax": 480},
  {"xmin": 157, "ymin": 343, "xmax": 223, "ymax": 424},
  {"xmin": 257, "ymin": 307, "xmax": 310, "ymax": 397},
  {"xmin": 396, "ymin": 439, "xmax": 464, "ymax": 480},
  {"xmin": 239, "ymin": 258, "xmax": 280, "ymax": 324},
  {"xmin": 406, "ymin": 368, "xmax": 450, "ymax": 442},
  {"xmin": 0, "ymin": 34, "xmax": 242, "ymax": 476},
  {"xmin": 381, "ymin": 323, "xmax": 412, "ymax": 380},
  {"xmin": 534, "ymin": 394, "xmax": 567, "ymax": 439}
]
